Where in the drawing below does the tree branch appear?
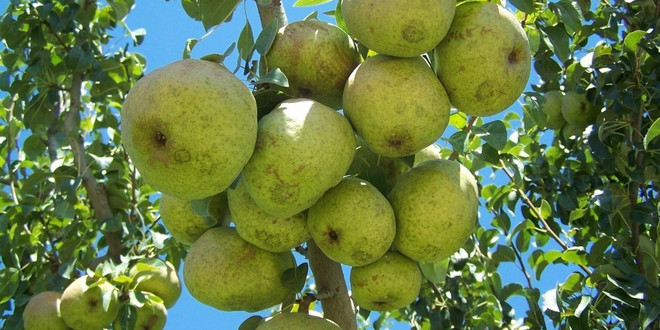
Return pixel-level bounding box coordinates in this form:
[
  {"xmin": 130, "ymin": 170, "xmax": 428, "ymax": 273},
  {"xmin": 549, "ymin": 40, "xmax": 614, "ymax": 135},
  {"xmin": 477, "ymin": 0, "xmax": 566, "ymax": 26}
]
[
  {"xmin": 308, "ymin": 240, "xmax": 357, "ymax": 330},
  {"xmin": 499, "ymin": 159, "xmax": 592, "ymax": 276},
  {"xmin": 64, "ymin": 74, "xmax": 122, "ymax": 264},
  {"xmin": 255, "ymin": 0, "xmax": 288, "ymax": 28}
]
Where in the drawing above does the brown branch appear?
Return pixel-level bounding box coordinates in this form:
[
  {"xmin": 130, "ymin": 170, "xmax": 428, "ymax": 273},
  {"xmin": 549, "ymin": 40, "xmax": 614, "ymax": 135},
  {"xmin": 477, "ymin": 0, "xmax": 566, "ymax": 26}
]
[
  {"xmin": 630, "ymin": 99, "xmax": 646, "ymax": 274},
  {"xmin": 308, "ymin": 239, "xmax": 357, "ymax": 330},
  {"xmin": 64, "ymin": 74, "xmax": 122, "ymax": 264},
  {"xmin": 449, "ymin": 115, "xmax": 478, "ymax": 161},
  {"xmin": 5, "ymin": 95, "xmax": 19, "ymax": 205},
  {"xmin": 498, "ymin": 159, "xmax": 593, "ymax": 276},
  {"xmin": 255, "ymin": 0, "xmax": 288, "ymax": 28}
]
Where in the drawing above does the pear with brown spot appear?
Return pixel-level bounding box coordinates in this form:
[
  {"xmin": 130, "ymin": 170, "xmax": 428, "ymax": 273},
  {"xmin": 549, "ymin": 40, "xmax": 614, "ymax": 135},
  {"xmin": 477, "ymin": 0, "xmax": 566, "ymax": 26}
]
[
  {"xmin": 121, "ymin": 59, "xmax": 257, "ymax": 200},
  {"xmin": 59, "ymin": 276, "xmax": 120, "ymax": 330},
  {"xmin": 342, "ymin": 0, "xmax": 456, "ymax": 57},
  {"xmin": 307, "ymin": 177, "xmax": 395, "ymax": 266},
  {"xmin": 434, "ymin": 1, "xmax": 531, "ymax": 117},
  {"xmin": 343, "ymin": 55, "xmax": 450, "ymax": 158}
]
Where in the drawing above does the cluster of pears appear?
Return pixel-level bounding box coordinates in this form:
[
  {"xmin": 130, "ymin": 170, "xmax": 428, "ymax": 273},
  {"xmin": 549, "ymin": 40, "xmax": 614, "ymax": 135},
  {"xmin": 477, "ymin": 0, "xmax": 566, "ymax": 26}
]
[
  {"xmin": 114, "ymin": 0, "xmax": 530, "ymax": 326},
  {"xmin": 540, "ymin": 89, "xmax": 601, "ymax": 139},
  {"xmin": 22, "ymin": 259, "xmax": 181, "ymax": 330}
]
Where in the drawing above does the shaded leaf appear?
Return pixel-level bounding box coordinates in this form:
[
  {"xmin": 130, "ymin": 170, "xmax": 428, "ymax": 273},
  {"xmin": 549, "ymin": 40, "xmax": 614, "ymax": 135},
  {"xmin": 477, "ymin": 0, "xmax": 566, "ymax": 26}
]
[{"xmin": 239, "ymin": 315, "xmax": 263, "ymax": 330}]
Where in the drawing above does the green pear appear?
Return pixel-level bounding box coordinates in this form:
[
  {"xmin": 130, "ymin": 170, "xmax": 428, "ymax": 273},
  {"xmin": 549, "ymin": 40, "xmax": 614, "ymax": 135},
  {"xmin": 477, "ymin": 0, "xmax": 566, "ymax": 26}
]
[
  {"xmin": 256, "ymin": 312, "xmax": 341, "ymax": 330},
  {"xmin": 350, "ymin": 251, "xmax": 421, "ymax": 311},
  {"xmin": 121, "ymin": 59, "xmax": 257, "ymax": 200},
  {"xmin": 561, "ymin": 122, "xmax": 585, "ymax": 140},
  {"xmin": 241, "ymin": 99, "xmax": 356, "ymax": 218},
  {"xmin": 22, "ymin": 291, "xmax": 70, "ymax": 330},
  {"xmin": 434, "ymin": 1, "xmax": 531, "ymax": 117},
  {"xmin": 541, "ymin": 90, "xmax": 566, "ymax": 130},
  {"xmin": 115, "ymin": 294, "xmax": 167, "ymax": 330},
  {"xmin": 343, "ymin": 55, "xmax": 450, "ymax": 157},
  {"xmin": 308, "ymin": 177, "xmax": 396, "ymax": 266},
  {"xmin": 60, "ymin": 276, "xmax": 120, "ymax": 330},
  {"xmin": 562, "ymin": 91, "xmax": 599, "ymax": 125},
  {"xmin": 388, "ymin": 159, "xmax": 479, "ymax": 263},
  {"xmin": 159, "ymin": 192, "xmax": 227, "ymax": 245},
  {"xmin": 131, "ymin": 259, "xmax": 182, "ymax": 309},
  {"xmin": 183, "ymin": 227, "xmax": 295, "ymax": 312},
  {"xmin": 265, "ymin": 20, "xmax": 362, "ymax": 109},
  {"xmin": 342, "ymin": 0, "xmax": 456, "ymax": 57},
  {"xmin": 413, "ymin": 144, "xmax": 443, "ymax": 166},
  {"xmin": 228, "ymin": 179, "xmax": 310, "ymax": 252}
]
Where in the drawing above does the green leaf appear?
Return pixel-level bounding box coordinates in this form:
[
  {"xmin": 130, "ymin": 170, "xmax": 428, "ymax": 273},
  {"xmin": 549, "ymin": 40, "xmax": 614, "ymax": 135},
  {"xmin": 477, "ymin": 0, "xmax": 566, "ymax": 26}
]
[
  {"xmin": 473, "ymin": 120, "xmax": 507, "ymax": 150},
  {"xmin": 280, "ymin": 263, "xmax": 308, "ymax": 293},
  {"xmin": 255, "ymin": 68, "xmax": 289, "ymax": 87},
  {"xmin": 199, "ymin": 0, "xmax": 241, "ymax": 30},
  {"xmin": 238, "ymin": 315, "xmax": 263, "ymax": 330},
  {"xmin": 255, "ymin": 19, "xmax": 279, "ymax": 56},
  {"xmin": 643, "ymin": 117, "xmax": 660, "ymax": 149},
  {"xmin": 540, "ymin": 199, "xmax": 552, "ymax": 219},
  {"xmin": 419, "ymin": 258, "xmax": 449, "ymax": 283},
  {"xmin": 574, "ymin": 295, "xmax": 591, "ymax": 317},
  {"xmin": 181, "ymin": 0, "xmax": 201, "ymax": 21},
  {"xmin": 509, "ymin": 0, "xmax": 534, "ymax": 14},
  {"xmin": 542, "ymin": 25, "xmax": 571, "ymax": 63},
  {"xmin": 293, "ymin": 0, "xmax": 333, "ymax": 6},
  {"xmin": 551, "ymin": 1, "xmax": 583, "ymax": 33},
  {"xmin": 623, "ymin": 30, "xmax": 646, "ymax": 53},
  {"xmin": 492, "ymin": 244, "xmax": 516, "ymax": 262},
  {"xmin": 0, "ymin": 268, "xmax": 19, "ymax": 304},
  {"xmin": 238, "ymin": 20, "xmax": 255, "ymax": 61},
  {"xmin": 190, "ymin": 196, "xmax": 220, "ymax": 227},
  {"xmin": 182, "ymin": 38, "xmax": 199, "ymax": 59}
]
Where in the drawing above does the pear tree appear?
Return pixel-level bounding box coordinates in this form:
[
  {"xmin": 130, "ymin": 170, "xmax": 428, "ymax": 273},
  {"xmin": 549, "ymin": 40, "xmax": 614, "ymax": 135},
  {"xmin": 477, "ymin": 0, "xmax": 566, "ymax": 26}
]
[{"xmin": 1, "ymin": 0, "xmax": 658, "ymax": 329}]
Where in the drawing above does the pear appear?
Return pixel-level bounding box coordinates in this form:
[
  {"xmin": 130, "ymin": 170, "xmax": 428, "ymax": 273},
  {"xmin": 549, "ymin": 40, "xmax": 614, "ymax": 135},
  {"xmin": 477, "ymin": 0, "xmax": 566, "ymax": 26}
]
[
  {"xmin": 228, "ymin": 179, "xmax": 310, "ymax": 252},
  {"xmin": 434, "ymin": 1, "xmax": 531, "ymax": 117},
  {"xmin": 308, "ymin": 177, "xmax": 395, "ymax": 266},
  {"xmin": 241, "ymin": 99, "xmax": 356, "ymax": 218},
  {"xmin": 561, "ymin": 122, "xmax": 585, "ymax": 140},
  {"xmin": 265, "ymin": 20, "xmax": 362, "ymax": 109},
  {"xmin": 388, "ymin": 159, "xmax": 479, "ymax": 263},
  {"xmin": 115, "ymin": 294, "xmax": 167, "ymax": 330},
  {"xmin": 413, "ymin": 144, "xmax": 443, "ymax": 166},
  {"xmin": 350, "ymin": 251, "xmax": 422, "ymax": 311},
  {"xmin": 59, "ymin": 276, "xmax": 120, "ymax": 330},
  {"xmin": 121, "ymin": 59, "xmax": 257, "ymax": 200},
  {"xmin": 131, "ymin": 259, "xmax": 182, "ymax": 309},
  {"xmin": 541, "ymin": 90, "xmax": 566, "ymax": 130},
  {"xmin": 562, "ymin": 91, "xmax": 599, "ymax": 125},
  {"xmin": 22, "ymin": 291, "xmax": 69, "ymax": 330},
  {"xmin": 183, "ymin": 227, "xmax": 295, "ymax": 312},
  {"xmin": 343, "ymin": 55, "xmax": 450, "ymax": 157},
  {"xmin": 342, "ymin": 0, "xmax": 456, "ymax": 58},
  {"xmin": 256, "ymin": 312, "xmax": 341, "ymax": 330},
  {"xmin": 159, "ymin": 192, "xmax": 227, "ymax": 245}
]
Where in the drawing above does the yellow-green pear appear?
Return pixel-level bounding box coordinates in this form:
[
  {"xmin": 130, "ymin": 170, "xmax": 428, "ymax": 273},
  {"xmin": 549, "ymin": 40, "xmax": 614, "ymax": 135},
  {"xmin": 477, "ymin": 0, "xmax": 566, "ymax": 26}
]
[
  {"xmin": 228, "ymin": 179, "xmax": 310, "ymax": 252},
  {"xmin": 342, "ymin": 0, "xmax": 456, "ymax": 57},
  {"xmin": 115, "ymin": 294, "xmax": 167, "ymax": 330},
  {"xmin": 434, "ymin": 2, "xmax": 531, "ymax": 117},
  {"xmin": 121, "ymin": 59, "xmax": 257, "ymax": 200},
  {"xmin": 308, "ymin": 177, "xmax": 396, "ymax": 266},
  {"xmin": 59, "ymin": 276, "xmax": 120, "ymax": 330},
  {"xmin": 131, "ymin": 259, "xmax": 181, "ymax": 309},
  {"xmin": 541, "ymin": 90, "xmax": 566, "ymax": 130},
  {"xmin": 350, "ymin": 251, "xmax": 421, "ymax": 311},
  {"xmin": 413, "ymin": 144, "xmax": 443, "ymax": 166},
  {"xmin": 562, "ymin": 91, "xmax": 599, "ymax": 125},
  {"xmin": 159, "ymin": 193, "xmax": 227, "ymax": 245},
  {"xmin": 183, "ymin": 227, "xmax": 295, "ymax": 312},
  {"xmin": 256, "ymin": 312, "xmax": 341, "ymax": 330},
  {"xmin": 22, "ymin": 291, "xmax": 69, "ymax": 330},
  {"xmin": 241, "ymin": 99, "xmax": 355, "ymax": 218},
  {"xmin": 343, "ymin": 55, "xmax": 450, "ymax": 157},
  {"xmin": 562, "ymin": 122, "xmax": 585, "ymax": 140},
  {"xmin": 388, "ymin": 159, "xmax": 479, "ymax": 263},
  {"xmin": 265, "ymin": 20, "xmax": 362, "ymax": 109}
]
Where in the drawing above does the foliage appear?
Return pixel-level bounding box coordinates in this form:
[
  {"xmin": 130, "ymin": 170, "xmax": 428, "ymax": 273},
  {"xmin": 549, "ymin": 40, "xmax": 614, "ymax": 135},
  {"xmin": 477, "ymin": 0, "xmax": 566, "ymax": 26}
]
[{"xmin": 1, "ymin": 0, "xmax": 658, "ymax": 329}]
